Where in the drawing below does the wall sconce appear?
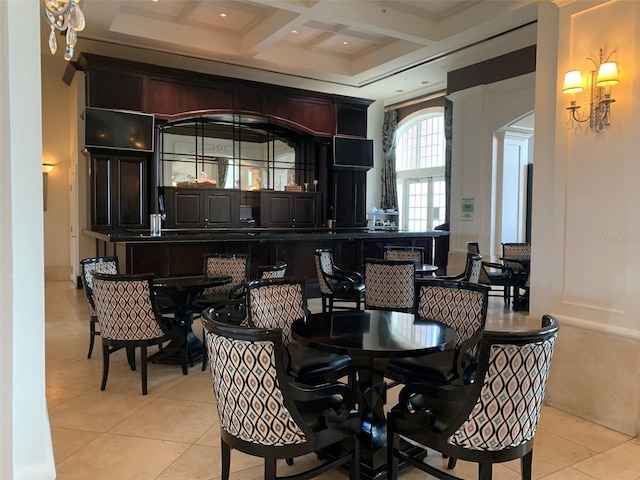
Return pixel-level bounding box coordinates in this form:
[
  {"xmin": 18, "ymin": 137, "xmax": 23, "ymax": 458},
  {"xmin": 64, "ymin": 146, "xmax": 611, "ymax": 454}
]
[
  {"xmin": 562, "ymin": 47, "xmax": 619, "ymax": 136},
  {"xmin": 42, "ymin": 164, "xmax": 54, "ymax": 210}
]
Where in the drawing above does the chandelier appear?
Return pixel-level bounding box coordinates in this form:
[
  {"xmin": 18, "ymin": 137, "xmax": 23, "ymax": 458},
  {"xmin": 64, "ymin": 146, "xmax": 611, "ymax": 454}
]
[{"xmin": 42, "ymin": 0, "xmax": 86, "ymax": 61}]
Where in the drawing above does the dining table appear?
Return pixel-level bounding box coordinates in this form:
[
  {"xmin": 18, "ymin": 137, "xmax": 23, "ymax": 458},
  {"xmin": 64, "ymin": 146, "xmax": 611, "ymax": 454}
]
[
  {"xmin": 150, "ymin": 275, "xmax": 231, "ymax": 368},
  {"xmin": 292, "ymin": 309, "xmax": 455, "ymax": 480},
  {"xmin": 415, "ymin": 263, "xmax": 439, "ymax": 277}
]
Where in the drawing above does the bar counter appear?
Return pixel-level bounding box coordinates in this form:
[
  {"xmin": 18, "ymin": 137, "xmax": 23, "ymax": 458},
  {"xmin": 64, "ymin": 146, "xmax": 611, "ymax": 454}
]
[{"xmin": 84, "ymin": 228, "xmax": 449, "ymax": 295}]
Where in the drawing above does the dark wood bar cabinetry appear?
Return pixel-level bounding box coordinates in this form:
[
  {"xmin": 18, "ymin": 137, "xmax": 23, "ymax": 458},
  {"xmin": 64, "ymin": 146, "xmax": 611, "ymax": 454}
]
[
  {"xmin": 243, "ymin": 191, "xmax": 321, "ymax": 228},
  {"xmin": 159, "ymin": 187, "xmax": 240, "ymax": 229}
]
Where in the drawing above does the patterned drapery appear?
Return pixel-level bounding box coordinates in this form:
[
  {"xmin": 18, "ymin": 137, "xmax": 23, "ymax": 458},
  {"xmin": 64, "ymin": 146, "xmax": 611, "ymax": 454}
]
[
  {"xmin": 381, "ymin": 109, "xmax": 398, "ymax": 209},
  {"xmin": 217, "ymin": 157, "xmax": 229, "ymax": 188}
]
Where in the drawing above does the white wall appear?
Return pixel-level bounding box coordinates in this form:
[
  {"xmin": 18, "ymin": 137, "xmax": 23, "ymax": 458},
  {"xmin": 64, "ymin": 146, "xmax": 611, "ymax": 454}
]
[
  {"xmin": 534, "ymin": 0, "xmax": 640, "ymax": 435},
  {"xmin": 0, "ymin": 0, "xmax": 55, "ymax": 478},
  {"xmin": 447, "ymin": 73, "xmax": 536, "ymax": 272}
]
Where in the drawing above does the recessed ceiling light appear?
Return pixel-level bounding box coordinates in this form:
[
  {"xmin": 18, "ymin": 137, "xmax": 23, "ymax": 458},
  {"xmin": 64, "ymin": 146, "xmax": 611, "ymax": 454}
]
[
  {"xmin": 343, "ymin": 41, "xmax": 349, "ymax": 45},
  {"xmin": 220, "ymin": 13, "xmax": 227, "ymax": 17},
  {"xmin": 291, "ymin": 30, "xmax": 298, "ymax": 34}
]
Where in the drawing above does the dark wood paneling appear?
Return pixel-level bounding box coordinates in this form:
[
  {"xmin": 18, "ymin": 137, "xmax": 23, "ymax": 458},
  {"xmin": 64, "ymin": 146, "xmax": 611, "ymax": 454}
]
[
  {"xmin": 336, "ymin": 105, "xmax": 368, "ymax": 137},
  {"xmin": 118, "ymin": 159, "xmax": 146, "ymax": 226},
  {"xmin": 292, "ymin": 194, "xmax": 318, "ymax": 227},
  {"xmin": 264, "ymin": 95, "xmax": 333, "ymax": 136},
  {"xmin": 93, "ymin": 157, "xmax": 112, "ymax": 227},
  {"xmin": 264, "ymin": 194, "xmax": 291, "ymax": 227},
  {"xmin": 173, "ymin": 192, "xmax": 203, "ymax": 226},
  {"xmin": 147, "ymin": 78, "xmax": 234, "ymax": 115},
  {"xmin": 87, "ymin": 69, "xmax": 143, "ymax": 110},
  {"xmin": 332, "ymin": 169, "xmax": 367, "ymax": 228},
  {"xmin": 206, "ymin": 191, "xmax": 238, "ymax": 227},
  {"xmin": 235, "ymin": 89, "xmax": 263, "ymax": 113}
]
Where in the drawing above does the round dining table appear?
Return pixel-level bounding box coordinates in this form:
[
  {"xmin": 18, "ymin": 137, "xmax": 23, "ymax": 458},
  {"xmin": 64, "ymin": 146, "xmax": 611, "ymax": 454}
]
[
  {"xmin": 292, "ymin": 309, "xmax": 455, "ymax": 480},
  {"xmin": 151, "ymin": 275, "xmax": 231, "ymax": 368}
]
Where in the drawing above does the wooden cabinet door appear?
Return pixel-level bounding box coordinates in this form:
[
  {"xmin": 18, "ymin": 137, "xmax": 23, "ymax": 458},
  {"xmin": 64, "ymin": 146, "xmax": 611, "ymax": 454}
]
[
  {"xmin": 261, "ymin": 193, "xmax": 292, "ymax": 227},
  {"xmin": 91, "ymin": 153, "xmax": 148, "ymax": 231},
  {"xmin": 292, "ymin": 193, "xmax": 320, "ymax": 227},
  {"xmin": 333, "ymin": 170, "xmax": 367, "ymax": 228},
  {"xmin": 205, "ymin": 190, "xmax": 240, "ymax": 228}
]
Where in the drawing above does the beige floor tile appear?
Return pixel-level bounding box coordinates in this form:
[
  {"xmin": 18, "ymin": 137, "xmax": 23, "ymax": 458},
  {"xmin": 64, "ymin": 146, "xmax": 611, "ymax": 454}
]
[
  {"xmin": 50, "ymin": 427, "xmax": 101, "ymax": 464},
  {"xmin": 55, "ymin": 433, "xmax": 188, "ymax": 480},
  {"xmin": 46, "ymin": 386, "xmax": 85, "ymax": 411},
  {"xmin": 195, "ymin": 424, "xmax": 221, "ymax": 447},
  {"xmin": 109, "ymin": 397, "xmax": 217, "ymax": 444},
  {"xmin": 155, "ymin": 444, "xmax": 221, "ymax": 480},
  {"xmin": 502, "ymin": 429, "xmax": 597, "ymax": 479},
  {"xmin": 539, "ymin": 466, "xmax": 599, "ymax": 479},
  {"xmin": 538, "ymin": 406, "xmax": 631, "ymax": 453},
  {"xmin": 49, "ymin": 390, "xmax": 152, "ymax": 432},
  {"xmin": 572, "ymin": 441, "xmax": 640, "ymax": 480},
  {"xmin": 160, "ymin": 369, "xmax": 216, "ymax": 403}
]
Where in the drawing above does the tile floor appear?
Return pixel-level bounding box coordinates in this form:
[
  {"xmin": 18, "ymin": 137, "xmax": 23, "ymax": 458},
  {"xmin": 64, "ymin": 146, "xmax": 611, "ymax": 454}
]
[{"xmin": 46, "ymin": 281, "xmax": 640, "ymax": 479}]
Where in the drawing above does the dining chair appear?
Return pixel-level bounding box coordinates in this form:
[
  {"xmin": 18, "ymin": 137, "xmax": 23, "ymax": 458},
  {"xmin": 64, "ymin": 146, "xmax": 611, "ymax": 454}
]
[
  {"xmin": 314, "ymin": 248, "xmax": 365, "ymax": 313},
  {"xmin": 502, "ymin": 242, "xmax": 531, "ymax": 308},
  {"xmin": 386, "ymin": 278, "xmax": 490, "ymax": 387},
  {"xmin": 363, "ymin": 258, "xmax": 415, "ymax": 312},
  {"xmin": 387, "ymin": 314, "xmax": 559, "ymax": 480},
  {"xmin": 192, "ymin": 253, "xmax": 250, "ymax": 311},
  {"xmin": 433, "ymin": 253, "xmax": 483, "ymax": 284},
  {"xmin": 204, "ymin": 319, "xmax": 361, "ymax": 480},
  {"xmin": 199, "ymin": 261, "xmax": 287, "ymax": 371},
  {"xmin": 467, "ymin": 242, "xmax": 514, "ymax": 304},
  {"xmin": 245, "ymin": 276, "xmax": 355, "ymax": 387},
  {"xmin": 383, "ymin": 245, "xmax": 425, "ymax": 264},
  {"xmin": 91, "ymin": 273, "xmax": 187, "ymax": 395},
  {"xmin": 79, "ymin": 256, "xmax": 119, "ymax": 359}
]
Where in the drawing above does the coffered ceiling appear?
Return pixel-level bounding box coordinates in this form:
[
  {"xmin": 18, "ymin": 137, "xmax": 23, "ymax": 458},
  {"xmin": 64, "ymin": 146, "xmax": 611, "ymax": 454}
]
[{"xmin": 56, "ymin": 0, "xmax": 540, "ymax": 102}]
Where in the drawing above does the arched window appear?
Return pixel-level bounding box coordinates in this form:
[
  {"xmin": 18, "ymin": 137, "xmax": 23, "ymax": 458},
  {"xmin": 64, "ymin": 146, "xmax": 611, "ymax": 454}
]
[{"xmin": 396, "ymin": 110, "xmax": 446, "ymax": 231}]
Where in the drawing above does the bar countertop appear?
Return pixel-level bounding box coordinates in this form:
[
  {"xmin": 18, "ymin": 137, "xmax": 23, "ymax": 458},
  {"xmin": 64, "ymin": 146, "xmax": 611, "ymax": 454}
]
[{"xmin": 83, "ymin": 228, "xmax": 450, "ymax": 244}]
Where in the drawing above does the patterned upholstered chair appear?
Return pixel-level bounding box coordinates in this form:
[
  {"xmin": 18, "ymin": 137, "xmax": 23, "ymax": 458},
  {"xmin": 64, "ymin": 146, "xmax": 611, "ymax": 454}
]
[
  {"xmin": 204, "ymin": 319, "xmax": 361, "ymax": 480},
  {"xmin": 383, "ymin": 245, "xmax": 425, "ymax": 264},
  {"xmin": 363, "ymin": 258, "xmax": 415, "ymax": 312},
  {"xmin": 245, "ymin": 277, "xmax": 355, "ymax": 387},
  {"xmin": 467, "ymin": 242, "xmax": 515, "ymax": 304},
  {"xmin": 314, "ymin": 248, "xmax": 365, "ymax": 313},
  {"xmin": 386, "ymin": 278, "xmax": 490, "ymax": 387},
  {"xmin": 192, "ymin": 253, "xmax": 250, "ymax": 312},
  {"xmin": 434, "ymin": 253, "xmax": 483, "ymax": 284},
  {"xmin": 387, "ymin": 314, "xmax": 559, "ymax": 480},
  {"xmin": 91, "ymin": 273, "xmax": 187, "ymax": 395},
  {"xmin": 199, "ymin": 262, "xmax": 287, "ymax": 371},
  {"xmin": 79, "ymin": 256, "xmax": 119, "ymax": 359},
  {"xmin": 502, "ymin": 242, "xmax": 531, "ymax": 309}
]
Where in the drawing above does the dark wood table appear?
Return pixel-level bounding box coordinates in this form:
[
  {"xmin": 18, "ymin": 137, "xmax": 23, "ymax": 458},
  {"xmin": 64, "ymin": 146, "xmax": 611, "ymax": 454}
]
[
  {"xmin": 151, "ymin": 275, "xmax": 231, "ymax": 367},
  {"xmin": 292, "ymin": 310, "xmax": 455, "ymax": 480},
  {"xmin": 415, "ymin": 263, "xmax": 438, "ymax": 277},
  {"xmin": 501, "ymin": 257, "xmax": 531, "ymax": 310}
]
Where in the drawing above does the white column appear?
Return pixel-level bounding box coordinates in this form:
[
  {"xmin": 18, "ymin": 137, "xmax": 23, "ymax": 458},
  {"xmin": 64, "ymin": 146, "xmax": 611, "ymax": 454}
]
[{"xmin": 0, "ymin": 1, "xmax": 55, "ymax": 478}]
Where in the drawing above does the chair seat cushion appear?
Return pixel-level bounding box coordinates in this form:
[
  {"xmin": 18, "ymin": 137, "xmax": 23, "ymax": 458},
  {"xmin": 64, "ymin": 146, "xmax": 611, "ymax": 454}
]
[
  {"xmin": 387, "ymin": 350, "xmax": 467, "ymax": 384},
  {"xmin": 287, "ymin": 342, "xmax": 352, "ymax": 380}
]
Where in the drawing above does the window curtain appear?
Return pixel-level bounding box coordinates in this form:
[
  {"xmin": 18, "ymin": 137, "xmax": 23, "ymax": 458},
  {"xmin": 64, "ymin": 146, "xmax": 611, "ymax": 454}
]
[
  {"xmin": 381, "ymin": 109, "xmax": 398, "ymax": 209},
  {"xmin": 217, "ymin": 157, "xmax": 229, "ymax": 188}
]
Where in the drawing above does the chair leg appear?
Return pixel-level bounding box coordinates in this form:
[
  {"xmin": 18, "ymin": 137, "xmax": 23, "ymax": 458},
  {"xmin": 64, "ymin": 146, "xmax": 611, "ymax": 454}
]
[
  {"xmin": 321, "ymin": 295, "xmax": 327, "ymax": 314},
  {"xmin": 328, "ymin": 297, "xmax": 334, "ymax": 313},
  {"xmin": 100, "ymin": 344, "xmax": 110, "ymax": 391},
  {"xmin": 140, "ymin": 344, "xmax": 148, "ymax": 395},
  {"xmin": 126, "ymin": 346, "xmax": 136, "ymax": 371},
  {"xmin": 350, "ymin": 433, "xmax": 361, "ymax": 480},
  {"xmin": 479, "ymin": 462, "xmax": 493, "ymax": 480},
  {"xmin": 88, "ymin": 317, "xmax": 97, "ymax": 359},
  {"xmin": 264, "ymin": 457, "xmax": 277, "ymax": 480},
  {"xmin": 221, "ymin": 439, "xmax": 231, "ymax": 480},
  {"xmin": 447, "ymin": 456, "xmax": 457, "ymax": 469},
  {"xmin": 387, "ymin": 424, "xmax": 400, "ymax": 480},
  {"xmin": 521, "ymin": 450, "xmax": 533, "ymax": 480}
]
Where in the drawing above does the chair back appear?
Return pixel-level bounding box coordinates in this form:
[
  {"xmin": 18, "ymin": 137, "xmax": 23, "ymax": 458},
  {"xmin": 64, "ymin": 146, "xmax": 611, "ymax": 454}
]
[
  {"xmin": 415, "ymin": 278, "xmax": 489, "ymax": 350},
  {"xmin": 246, "ymin": 277, "xmax": 308, "ymax": 345},
  {"xmin": 257, "ymin": 262, "xmax": 287, "ymax": 279},
  {"xmin": 204, "ymin": 321, "xmax": 310, "ymax": 446},
  {"xmin": 467, "ymin": 242, "xmax": 495, "ymax": 284},
  {"xmin": 466, "ymin": 242, "xmax": 480, "ymax": 254},
  {"xmin": 364, "ymin": 258, "xmax": 415, "ymax": 312},
  {"xmin": 502, "ymin": 242, "xmax": 531, "ymax": 273},
  {"xmin": 445, "ymin": 315, "xmax": 558, "ymax": 452},
  {"xmin": 91, "ymin": 273, "xmax": 164, "ymax": 341},
  {"xmin": 314, "ymin": 248, "xmax": 336, "ymax": 295},
  {"xmin": 79, "ymin": 256, "xmax": 119, "ymax": 314},
  {"xmin": 203, "ymin": 253, "xmax": 250, "ymax": 296},
  {"xmin": 467, "ymin": 254, "xmax": 483, "ymax": 283},
  {"xmin": 384, "ymin": 246, "xmax": 424, "ymax": 264}
]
